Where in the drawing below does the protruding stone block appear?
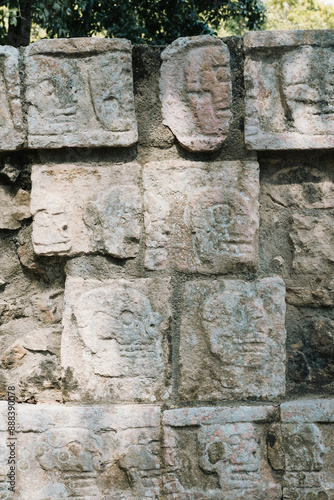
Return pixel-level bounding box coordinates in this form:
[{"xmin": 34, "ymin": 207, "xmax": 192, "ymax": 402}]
[
  {"xmin": 0, "ymin": 403, "xmax": 161, "ymax": 499},
  {"xmin": 179, "ymin": 277, "xmax": 286, "ymax": 401},
  {"xmin": 162, "ymin": 405, "xmax": 281, "ymax": 498},
  {"xmin": 25, "ymin": 38, "xmax": 138, "ymax": 148},
  {"xmin": 0, "ymin": 46, "xmax": 24, "ymax": 151},
  {"xmin": 61, "ymin": 276, "xmax": 172, "ymax": 402},
  {"xmin": 143, "ymin": 160, "xmax": 259, "ymax": 273},
  {"xmin": 31, "ymin": 164, "xmax": 142, "ymax": 258},
  {"xmin": 280, "ymin": 399, "xmax": 334, "ymax": 499},
  {"xmin": 244, "ymin": 30, "xmax": 334, "ymax": 150},
  {"xmin": 160, "ymin": 35, "xmax": 232, "ymax": 152}
]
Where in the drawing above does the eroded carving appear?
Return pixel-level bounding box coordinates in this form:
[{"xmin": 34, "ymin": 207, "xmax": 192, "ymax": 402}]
[
  {"xmin": 25, "ymin": 39, "xmax": 137, "ymax": 148},
  {"xmin": 143, "ymin": 160, "xmax": 259, "ymax": 273},
  {"xmin": 160, "ymin": 35, "xmax": 232, "ymax": 151},
  {"xmin": 179, "ymin": 277, "xmax": 286, "ymax": 401},
  {"xmin": 244, "ymin": 31, "xmax": 334, "ymax": 150},
  {"xmin": 31, "ymin": 164, "xmax": 141, "ymax": 258},
  {"xmin": 61, "ymin": 276, "xmax": 171, "ymax": 402}
]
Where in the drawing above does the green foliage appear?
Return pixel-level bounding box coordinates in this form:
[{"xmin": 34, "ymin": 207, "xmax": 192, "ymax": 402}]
[
  {"xmin": 263, "ymin": 0, "xmax": 334, "ymax": 30},
  {"xmin": 0, "ymin": 0, "xmax": 267, "ymax": 45}
]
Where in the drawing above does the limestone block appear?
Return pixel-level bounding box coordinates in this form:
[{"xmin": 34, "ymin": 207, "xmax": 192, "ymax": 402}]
[
  {"xmin": 290, "ymin": 213, "xmax": 334, "ymax": 273},
  {"xmin": 30, "ymin": 164, "xmax": 142, "ymax": 258},
  {"xmin": 0, "ymin": 186, "xmax": 30, "ymax": 230},
  {"xmin": 244, "ymin": 30, "xmax": 334, "ymax": 150},
  {"xmin": 143, "ymin": 160, "xmax": 259, "ymax": 273},
  {"xmin": 0, "ymin": 403, "xmax": 160, "ymax": 499},
  {"xmin": 162, "ymin": 405, "xmax": 281, "ymax": 499},
  {"xmin": 160, "ymin": 35, "xmax": 232, "ymax": 152},
  {"xmin": 25, "ymin": 38, "xmax": 138, "ymax": 149},
  {"xmin": 179, "ymin": 276, "xmax": 286, "ymax": 401},
  {"xmin": 281, "ymin": 399, "xmax": 334, "ymax": 499},
  {"xmin": 62, "ymin": 276, "xmax": 172, "ymax": 402},
  {"xmin": 0, "ymin": 47, "xmax": 24, "ymax": 151}
]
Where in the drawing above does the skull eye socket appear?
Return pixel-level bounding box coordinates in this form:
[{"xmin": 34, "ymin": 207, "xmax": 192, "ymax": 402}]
[{"xmin": 208, "ymin": 441, "xmax": 225, "ymax": 465}]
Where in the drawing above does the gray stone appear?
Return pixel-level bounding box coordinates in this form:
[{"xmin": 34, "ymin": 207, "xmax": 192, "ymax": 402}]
[
  {"xmin": 61, "ymin": 276, "xmax": 172, "ymax": 402},
  {"xmin": 31, "ymin": 164, "xmax": 141, "ymax": 258},
  {"xmin": 25, "ymin": 38, "xmax": 138, "ymax": 149},
  {"xmin": 178, "ymin": 277, "xmax": 286, "ymax": 401},
  {"xmin": 281, "ymin": 399, "xmax": 334, "ymax": 423},
  {"xmin": 0, "ymin": 186, "xmax": 30, "ymax": 230},
  {"xmin": 0, "ymin": 46, "xmax": 24, "ymax": 151},
  {"xmin": 163, "ymin": 406, "xmax": 281, "ymax": 498},
  {"xmin": 244, "ymin": 30, "xmax": 334, "ymax": 150},
  {"xmin": 0, "ymin": 403, "xmax": 160, "ymax": 499},
  {"xmin": 143, "ymin": 160, "xmax": 259, "ymax": 273},
  {"xmin": 160, "ymin": 35, "xmax": 232, "ymax": 152}
]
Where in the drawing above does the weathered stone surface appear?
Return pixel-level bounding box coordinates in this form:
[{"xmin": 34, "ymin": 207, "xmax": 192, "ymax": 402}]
[
  {"xmin": 0, "ymin": 47, "xmax": 24, "ymax": 151},
  {"xmin": 286, "ymin": 286, "xmax": 334, "ymax": 307},
  {"xmin": 163, "ymin": 406, "xmax": 281, "ymax": 498},
  {"xmin": 31, "ymin": 164, "xmax": 141, "ymax": 258},
  {"xmin": 0, "ymin": 403, "xmax": 160, "ymax": 499},
  {"xmin": 0, "ymin": 186, "xmax": 30, "ymax": 230},
  {"xmin": 25, "ymin": 38, "xmax": 138, "ymax": 149},
  {"xmin": 281, "ymin": 399, "xmax": 334, "ymax": 423},
  {"xmin": 244, "ymin": 30, "xmax": 334, "ymax": 150},
  {"xmin": 160, "ymin": 35, "xmax": 232, "ymax": 152},
  {"xmin": 62, "ymin": 276, "xmax": 172, "ymax": 402},
  {"xmin": 281, "ymin": 418, "xmax": 334, "ymax": 499},
  {"xmin": 290, "ymin": 214, "xmax": 334, "ymax": 273},
  {"xmin": 179, "ymin": 276, "xmax": 286, "ymax": 401},
  {"xmin": 185, "ymin": 276, "xmax": 286, "ymax": 400},
  {"xmin": 267, "ymin": 423, "xmax": 285, "ymax": 471},
  {"xmin": 143, "ymin": 160, "xmax": 259, "ymax": 273}
]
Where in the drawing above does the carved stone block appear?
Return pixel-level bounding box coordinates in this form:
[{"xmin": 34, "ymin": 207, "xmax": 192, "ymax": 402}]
[
  {"xmin": 162, "ymin": 405, "xmax": 281, "ymax": 499},
  {"xmin": 244, "ymin": 30, "xmax": 334, "ymax": 150},
  {"xmin": 290, "ymin": 213, "xmax": 334, "ymax": 273},
  {"xmin": 0, "ymin": 47, "xmax": 24, "ymax": 151},
  {"xmin": 160, "ymin": 35, "xmax": 232, "ymax": 151},
  {"xmin": 179, "ymin": 277, "xmax": 286, "ymax": 401},
  {"xmin": 61, "ymin": 276, "xmax": 172, "ymax": 402},
  {"xmin": 25, "ymin": 38, "xmax": 138, "ymax": 148},
  {"xmin": 143, "ymin": 160, "xmax": 259, "ymax": 273},
  {"xmin": 31, "ymin": 164, "xmax": 142, "ymax": 258},
  {"xmin": 0, "ymin": 403, "xmax": 161, "ymax": 499},
  {"xmin": 281, "ymin": 399, "xmax": 334, "ymax": 499}
]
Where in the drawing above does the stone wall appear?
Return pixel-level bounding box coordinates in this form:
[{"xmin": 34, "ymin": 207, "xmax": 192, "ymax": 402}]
[{"xmin": 0, "ymin": 31, "xmax": 333, "ymax": 499}]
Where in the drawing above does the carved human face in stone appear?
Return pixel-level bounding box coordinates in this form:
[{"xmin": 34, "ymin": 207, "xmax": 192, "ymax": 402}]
[
  {"xmin": 33, "ymin": 205, "xmax": 71, "ymax": 255},
  {"xmin": 281, "ymin": 46, "xmax": 334, "ymax": 135},
  {"xmin": 202, "ymin": 289, "xmax": 267, "ymax": 367},
  {"xmin": 283, "ymin": 423, "xmax": 326, "ymax": 472},
  {"xmin": 199, "ymin": 424, "xmax": 260, "ymax": 490},
  {"xmin": 185, "ymin": 45, "xmax": 232, "ymax": 136},
  {"xmin": 185, "ymin": 188, "xmax": 252, "ymax": 262},
  {"xmin": 75, "ymin": 285, "xmax": 162, "ymax": 377}
]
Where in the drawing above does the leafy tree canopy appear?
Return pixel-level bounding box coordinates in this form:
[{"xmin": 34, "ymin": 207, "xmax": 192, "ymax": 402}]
[
  {"xmin": 0, "ymin": 0, "xmax": 266, "ymax": 46},
  {"xmin": 263, "ymin": 0, "xmax": 334, "ymax": 31}
]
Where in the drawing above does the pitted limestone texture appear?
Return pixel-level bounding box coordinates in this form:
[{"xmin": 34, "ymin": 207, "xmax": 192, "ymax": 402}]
[
  {"xmin": 281, "ymin": 399, "xmax": 334, "ymax": 499},
  {"xmin": 0, "ymin": 186, "xmax": 30, "ymax": 230},
  {"xmin": 25, "ymin": 38, "xmax": 138, "ymax": 149},
  {"xmin": 178, "ymin": 276, "xmax": 286, "ymax": 401},
  {"xmin": 0, "ymin": 403, "xmax": 161, "ymax": 499},
  {"xmin": 30, "ymin": 163, "xmax": 141, "ymax": 258},
  {"xmin": 162, "ymin": 405, "xmax": 281, "ymax": 499},
  {"xmin": 244, "ymin": 30, "xmax": 334, "ymax": 150},
  {"xmin": 61, "ymin": 276, "xmax": 172, "ymax": 403},
  {"xmin": 160, "ymin": 35, "xmax": 232, "ymax": 152},
  {"xmin": 143, "ymin": 160, "xmax": 259, "ymax": 273},
  {"xmin": 0, "ymin": 46, "xmax": 24, "ymax": 151}
]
